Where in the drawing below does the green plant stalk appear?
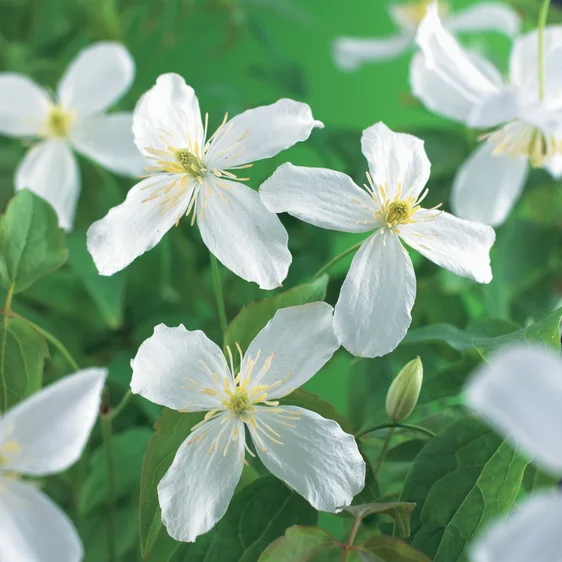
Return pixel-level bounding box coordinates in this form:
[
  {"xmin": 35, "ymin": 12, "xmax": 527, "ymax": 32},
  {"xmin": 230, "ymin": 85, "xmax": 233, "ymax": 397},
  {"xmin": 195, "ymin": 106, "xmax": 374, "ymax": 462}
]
[
  {"xmin": 108, "ymin": 389, "xmax": 133, "ymax": 422},
  {"xmin": 538, "ymin": 0, "xmax": 552, "ymax": 100},
  {"xmin": 210, "ymin": 253, "xmax": 228, "ymax": 338},
  {"xmin": 312, "ymin": 240, "xmax": 364, "ymax": 281},
  {"xmin": 1, "ymin": 284, "xmax": 15, "ymax": 412},
  {"xmin": 374, "ymin": 426, "xmax": 395, "ymax": 479},
  {"xmin": 359, "ymin": 422, "xmax": 436, "ymax": 439},
  {"xmin": 101, "ymin": 397, "xmax": 117, "ymax": 562},
  {"xmin": 341, "ymin": 515, "xmax": 362, "ymax": 562}
]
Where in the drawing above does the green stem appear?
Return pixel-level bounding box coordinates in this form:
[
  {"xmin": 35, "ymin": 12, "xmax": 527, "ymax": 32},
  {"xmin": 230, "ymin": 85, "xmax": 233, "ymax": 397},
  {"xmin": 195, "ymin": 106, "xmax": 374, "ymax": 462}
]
[
  {"xmin": 538, "ymin": 0, "xmax": 551, "ymax": 100},
  {"xmin": 14, "ymin": 314, "xmax": 80, "ymax": 372},
  {"xmin": 374, "ymin": 426, "xmax": 395, "ymax": 479},
  {"xmin": 3, "ymin": 284, "xmax": 14, "ymax": 328},
  {"xmin": 210, "ymin": 253, "xmax": 228, "ymax": 338},
  {"xmin": 358, "ymin": 422, "xmax": 436, "ymax": 439},
  {"xmin": 312, "ymin": 240, "xmax": 364, "ymax": 281},
  {"xmin": 341, "ymin": 516, "xmax": 362, "ymax": 562},
  {"xmin": 107, "ymin": 389, "xmax": 133, "ymax": 422},
  {"xmin": 101, "ymin": 390, "xmax": 117, "ymax": 562},
  {"xmin": 1, "ymin": 284, "xmax": 15, "ymax": 411}
]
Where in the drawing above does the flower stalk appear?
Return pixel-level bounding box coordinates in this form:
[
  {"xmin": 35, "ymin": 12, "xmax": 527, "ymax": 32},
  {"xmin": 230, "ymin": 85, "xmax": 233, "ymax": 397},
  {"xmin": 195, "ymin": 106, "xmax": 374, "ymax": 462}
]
[
  {"xmin": 312, "ymin": 240, "xmax": 364, "ymax": 281},
  {"xmin": 210, "ymin": 252, "xmax": 228, "ymax": 339},
  {"xmin": 538, "ymin": 0, "xmax": 551, "ymax": 101}
]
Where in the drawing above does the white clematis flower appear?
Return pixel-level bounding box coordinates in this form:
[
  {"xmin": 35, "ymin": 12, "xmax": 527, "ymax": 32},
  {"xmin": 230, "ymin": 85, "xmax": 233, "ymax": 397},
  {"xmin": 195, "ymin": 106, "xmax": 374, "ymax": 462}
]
[
  {"xmin": 260, "ymin": 122, "xmax": 495, "ymax": 358},
  {"xmin": 87, "ymin": 73, "xmax": 322, "ymax": 290},
  {"xmin": 413, "ymin": 4, "xmax": 562, "ymax": 226},
  {"xmin": 130, "ymin": 303, "xmax": 366, "ymax": 542},
  {"xmin": 0, "ymin": 42, "xmax": 145, "ymax": 231},
  {"xmin": 0, "ymin": 368, "xmax": 107, "ymax": 562},
  {"xmin": 464, "ymin": 345, "xmax": 562, "ymax": 562},
  {"xmin": 333, "ymin": 0, "xmax": 520, "ymax": 71}
]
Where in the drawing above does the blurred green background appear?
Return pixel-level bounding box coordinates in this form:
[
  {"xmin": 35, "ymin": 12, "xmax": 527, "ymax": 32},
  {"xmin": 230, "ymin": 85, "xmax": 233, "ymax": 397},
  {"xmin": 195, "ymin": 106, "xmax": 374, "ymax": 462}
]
[{"xmin": 1, "ymin": 0, "xmax": 562, "ymax": 560}]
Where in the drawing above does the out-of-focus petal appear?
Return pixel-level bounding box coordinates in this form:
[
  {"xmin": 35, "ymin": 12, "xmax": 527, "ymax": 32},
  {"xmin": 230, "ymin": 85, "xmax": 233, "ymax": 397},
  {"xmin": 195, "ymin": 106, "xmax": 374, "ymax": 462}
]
[
  {"xmin": 158, "ymin": 414, "xmax": 244, "ymax": 542},
  {"xmin": 87, "ymin": 173, "xmax": 193, "ymax": 276},
  {"xmin": 249, "ymin": 406, "xmax": 365, "ymax": 511},
  {"xmin": 70, "ymin": 112, "xmax": 146, "ymax": 176},
  {"xmin": 57, "ymin": 42, "xmax": 134, "ymax": 117},
  {"xmin": 131, "ymin": 324, "xmax": 230, "ymax": 412},
  {"xmin": 400, "ymin": 210, "xmax": 495, "ymax": 283},
  {"xmin": 0, "ymin": 73, "xmax": 50, "ymax": 137},
  {"xmin": 259, "ymin": 163, "xmax": 376, "ymax": 233},
  {"xmin": 197, "ymin": 178, "xmax": 291, "ymax": 290},
  {"xmin": 452, "ymin": 142, "xmax": 529, "ymax": 227},
  {"xmin": 332, "ymin": 35, "xmax": 412, "ymax": 70},
  {"xmin": 445, "ymin": 3, "xmax": 521, "ymax": 37},
  {"xmin": 15, "ymin": 140, "xmax": 80, "ymax": 231},
  {"xmin": 334, "ymin": 232, "xmax": 416, "ymax": 358}
]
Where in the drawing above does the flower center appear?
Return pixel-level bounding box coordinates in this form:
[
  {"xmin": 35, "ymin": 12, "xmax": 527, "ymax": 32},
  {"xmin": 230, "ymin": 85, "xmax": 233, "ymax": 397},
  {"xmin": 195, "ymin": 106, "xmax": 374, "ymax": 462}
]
[
  {"xmin": 0, "ymin": 440, "xmax": 21, "ymax": 467},
  {"xmin": 482, "ymin": 121, "xmax": 562, "ymax": 168},
  {"xmin": 174, "ymin": 148, "xmax": 207, "ymax": 177},
  {"xmin": 385, "ymin": 200, "xmax": 413, "ymax": 227},
  {"xmin": 40, "ymin": 105, "xmax": 75, "ymax": 139},
  {"xmin": 225, "ymin": 388, "xmax": 252, "ymax": 416},
  {"xmin": 399, "ymin": 0, "xmax": 449, "ymax": 24}
]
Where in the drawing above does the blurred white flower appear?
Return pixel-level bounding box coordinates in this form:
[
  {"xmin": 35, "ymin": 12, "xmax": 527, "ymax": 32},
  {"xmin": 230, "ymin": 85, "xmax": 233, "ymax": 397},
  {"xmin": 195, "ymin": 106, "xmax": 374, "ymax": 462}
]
[
  {"xmin": 130, "ymin": 303, "xmax": 365, "ymax": 542},
  {"xmin": 333, "ymin": 1, "xmax": 520, "ymax": 70},
  {"xmin": 413, "ymin": 4, "xmax": 562, "ymax": 226},
  {"xmin": 0, "ymin": 368, "xmax": 106, "ymax": 562},
  {"xmin": 87, "ymin": 73, "xmax": 322, "ymax": 290},
  {"xmin": 260, "ymin": 122, "xmax": 495, "ymax": 358},
  {"xmin": 465, "ymin": 345, "xmax": 562, "ymax": 562},
  {"xmin": 0, "ymin": 43, "xmax": 145, "ymax": 231}
]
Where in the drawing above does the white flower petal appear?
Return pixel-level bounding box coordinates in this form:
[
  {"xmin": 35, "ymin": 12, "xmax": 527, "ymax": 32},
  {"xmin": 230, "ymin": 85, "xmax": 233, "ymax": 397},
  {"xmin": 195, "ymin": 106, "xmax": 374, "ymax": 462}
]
[
  {"xmin": 132, "ymin": 73, "xmax": 203, "ymax": 159},
  {"xmin": 158, "ymin": 414, "xmax": 244, "ymax": 542},
  {"xmin": 332, "ymin": 35, "xmax": 412, "ymax": 70},
  {"xmin": 361, "ymin": 122, "xmax": 430, "ymax": 202},
  {"xmin": 416, "ymin": 4, "xmax": 501, "ymax": 114},
  {"xmin": 70, "ymin": 112, "xmax": 146, "ymax": 176},
  {"xmin": 470, "ymin": 492, "xmax": 562, "ymax": 562},
  {"xmin": 259, "ymin": 163, "xmax": 376, "ymax": 233},
  {"xmin": 57, "ymin": 42, "xmax": 134, "ymax": 117},
  {"xmin": 468, "ymin": 86, "xmax": 523, "ymax": 129},
  {"xmin": 249, "ymin": 406, "xmax": 365, "ymax": 511},
  {"xmin": 205, "ymin": 99, "xmax": 322, "ymax": 169},
  {"xmin": 445, "ymin": 3, "xmax": 521, "ymax": 37},
  {"xmin": 0, "ymin": 73, "xmax": 50, "ymax": 137},
  {"xmin": 510, "ymin": 26, "xmax": 562, "ymax": 100},
  {"xmin": 452, "ymin": 142, "xmax": 529, "ymax": 227},
  {"xmin": 197, "ymin": 178, "xmax": 291, "ymax": 290},
  {"xmin": 334, "ymin": 232, "xmax": 416, "ymax": 358},
  {"xmin": 400, "ymin": 210, "xmax": 495, "ymax": 284},
  {"xmin": 0, "ymin": 478, "xmax": 82, "ymax": 562},
  {"xmin": 0, "ymin": 369, "xmax": 106, "ymax": 476},
  {"xmin": 131, "ymin": 323, "xmax": 230, "ymax": 412},
  {"xmin": 15, "ymin": 140, "xmax": 80, "ymax": 232},
  {"xmin": 545, "ymin": 153, "xmax": 562, "ymax": 178},
  {"xmin": 87, "ymin": 173, "xmax": 193, "ymax": 276},
  {"xmin": 241, "ymin": 302, "xmax": 339, "ymax": 399},
  {"xmin": 465, "ymin": 345, "xmax": 562, "ymax": 474}
]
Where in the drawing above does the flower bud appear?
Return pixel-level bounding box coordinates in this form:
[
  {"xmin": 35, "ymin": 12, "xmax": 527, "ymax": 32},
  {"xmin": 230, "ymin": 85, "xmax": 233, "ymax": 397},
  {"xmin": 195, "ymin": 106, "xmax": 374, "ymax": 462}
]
[{"xmin": 385, "ymin": 357, "xmax": 423, "ymax": 422}]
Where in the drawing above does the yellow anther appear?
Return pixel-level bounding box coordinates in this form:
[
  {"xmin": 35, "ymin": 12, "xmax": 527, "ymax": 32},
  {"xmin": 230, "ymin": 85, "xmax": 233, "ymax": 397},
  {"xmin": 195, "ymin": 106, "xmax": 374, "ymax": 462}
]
[
  {"xmin": 225, "ymin": 388, "xmax": 252, "ymax": 416},
  {"xmin": 41, "ymin": 105, "xmax": 75, "ymax": 139},
  {"xmin": 399, "ymin": 0, "xmax": 449, "ymax": 24},
  {"xmin": 174, "ymin": 148, "xmax": 207, "ymax": 177}
]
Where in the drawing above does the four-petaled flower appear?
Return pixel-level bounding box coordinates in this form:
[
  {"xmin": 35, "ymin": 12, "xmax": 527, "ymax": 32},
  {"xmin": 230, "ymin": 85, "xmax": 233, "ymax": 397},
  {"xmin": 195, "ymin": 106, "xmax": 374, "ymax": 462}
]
[
  {"xmin": 0, "ymin": 368, "xmax": 106, "ymax": 562},
  {"xmin": 413, "ymin": 3, "xmax": 562, "ymax": 226},
  {"xmin": 0, "ymin": 43, "xmax": 146, "ymax": 231},
  {"xmin": 465, "ymin": 345, "xmax": 562, "ymax": 562},
  {"xmin": 87, "ymin": 73, "xmax": 323, "ymax": 289},
  {"xmin": 333, "ymin": 0, "xmax": 519, "ymax": 71},
  {"xmin": 260, "ymin": 122, "xmax": 495, "ymax": 358},
  {"xmin": 130, "ymin": 303, "xmax": 366, "ymax": 542}
]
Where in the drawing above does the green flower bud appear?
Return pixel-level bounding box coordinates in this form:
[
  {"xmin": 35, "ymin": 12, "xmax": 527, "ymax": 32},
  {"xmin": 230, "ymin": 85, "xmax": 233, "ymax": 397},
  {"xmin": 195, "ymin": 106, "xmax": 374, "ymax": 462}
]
[{"xmin": 385, "ymin": 357, "xmax": 423, "ymax": 422}]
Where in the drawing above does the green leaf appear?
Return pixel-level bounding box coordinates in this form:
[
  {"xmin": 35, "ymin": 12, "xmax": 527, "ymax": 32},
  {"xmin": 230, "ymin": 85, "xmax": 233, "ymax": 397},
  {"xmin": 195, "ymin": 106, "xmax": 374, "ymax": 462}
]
[
  {"xmin": 139, "ymin": 408, "xmax": 203, "ymax": 559},
  {"xmin": 224, "ymin": 275, "xmax": 329, "ymax": 358},
  {"xmin": 66, "ymin": 231, "xmax": 125, "ymax": 329},
  {"xmin": 181, "ymin": 476, "xmax": 317, "ymax": 561},
  {"xmin": 401, "ymin": 416, "xmax": 530, "ymax": 562},
  {"xmin": 0, "ymin": 317, "xmax": 48, "ymax": 412},
  {"xmin": 403, "ymin": 324, "xmax": 477, "ymax": 352},
  {"xmin": 0, "ymin": 190, "xmax": 68, "ymax": 293},
  {"xmin": 80, "ymin": 427, "xmax": 152, "ymax": 515},
  {"xmin": 344, "ymin": 502, "xmax": 416, "ymax": 539},
  {"xmin": 474, "ymin": 307, "xmax": 562, "ymax": 361},
  {"xmin": 357, "ymin": 535, "xmax": 431, "ymax": 562},
  {"xmin": 258, "ymin": 526, "xmax": 337, "ymax": 562}
]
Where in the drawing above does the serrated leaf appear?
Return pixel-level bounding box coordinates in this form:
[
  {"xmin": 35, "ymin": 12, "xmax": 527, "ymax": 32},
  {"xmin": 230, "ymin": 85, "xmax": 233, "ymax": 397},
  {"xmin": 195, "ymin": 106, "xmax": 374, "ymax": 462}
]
[
  {"xmin": 344, "ymin": 502, "xmax": 416, "ymax": 539},
  {"xmin": 224, "ymin": 275, "xmax": 329, "ymax": 361},
  {"xmin": 258, "ymin": 526, "xmax": 337, "ymax": 562},
  {"xmin": 0, "ymin": 317, "xmax": 48, "ymax": 412},
  {"xmin": 474, "ymin": 307, "xmax": 562, "ymax": 361},
  {"xmin": 401, "ymin": 417, "xmax": 530, "ymax": 562},
  {"xmin": 80, "ymin": 427, "xmax": 152, "ymax": 515},
  {"xmin": 182, "ymin": 476, "xmax": 317, "ymax": 561},
  {"xmin": 0, "ymin": 190, "xmax": 68, "ymax": 293},
  {"xmin": 357, "ymin": 535, "xmax": 431, "ymax": 562}
]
